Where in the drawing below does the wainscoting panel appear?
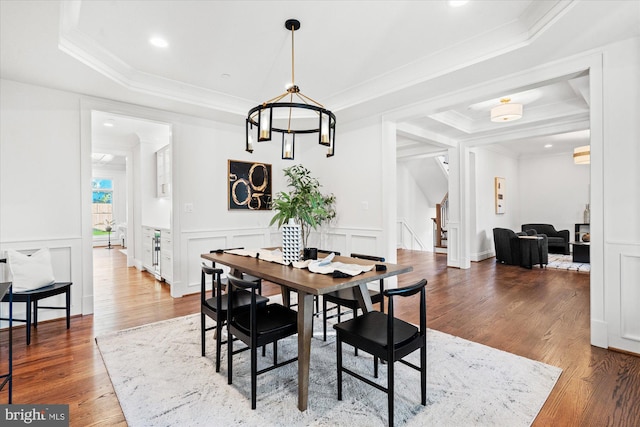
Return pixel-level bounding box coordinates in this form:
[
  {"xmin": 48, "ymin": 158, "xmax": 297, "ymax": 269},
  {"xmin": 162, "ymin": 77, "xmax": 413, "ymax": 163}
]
[
  {"xmin": 620, "ymin": 253, "xmax": 640, "ymax": 341},
  {"xmin": 605, "ymin": 242, "xmax": 640, "ymax": 354},
  {"xmin": 350, "ymin": 234, "xmax": 381, "ymax": 257},
  {"xmin": 447, "ymin": 222, "xmax": 461, "ymax": 268},
  {"xmin": 185, "ymin": 235, "xmax": 239, "ymax": 296},
  {"xmin": 308, "ymin": 231, "xmax": 348, "ymax": 255},
  {"xmin": 233, "ymin": 233, "xmax": 270, "ymax": 250},
  {"xmin": 0, "ymin": 238, "xmax": 83, "ymax": 326}
]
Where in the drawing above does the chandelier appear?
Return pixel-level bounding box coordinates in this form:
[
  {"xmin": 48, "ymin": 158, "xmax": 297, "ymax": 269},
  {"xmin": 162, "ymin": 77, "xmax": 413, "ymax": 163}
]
[
  {"xmin": 490, "ymin": 98, "xmax": 523, "ymax": 122},
  {"xmin": 245, "ymin": 19, "xmax": 336, "ymax": 160}
]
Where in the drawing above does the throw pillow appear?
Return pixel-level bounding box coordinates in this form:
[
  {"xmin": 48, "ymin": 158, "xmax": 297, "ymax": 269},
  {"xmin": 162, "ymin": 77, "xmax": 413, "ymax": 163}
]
[{"xmin": 7, "ymin": 248, "xmax": 56, "ymax": 291}]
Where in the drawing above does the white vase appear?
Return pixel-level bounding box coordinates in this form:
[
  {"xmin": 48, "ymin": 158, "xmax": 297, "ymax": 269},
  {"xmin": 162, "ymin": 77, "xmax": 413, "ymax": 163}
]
[{"xmin": 583, "ymin": 204, "xmax": 590, "ymax": 224}]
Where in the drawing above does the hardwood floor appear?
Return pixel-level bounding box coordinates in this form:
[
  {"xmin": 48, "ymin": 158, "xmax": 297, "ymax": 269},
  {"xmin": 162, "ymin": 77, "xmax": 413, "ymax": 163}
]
[{"xmin": 1, "ymin": 247, "xmax": 639, "ymax": 426}]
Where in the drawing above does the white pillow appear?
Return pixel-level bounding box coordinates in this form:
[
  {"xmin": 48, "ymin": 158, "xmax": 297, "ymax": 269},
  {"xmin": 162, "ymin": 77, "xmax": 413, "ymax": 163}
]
[{"xmin": 7, "ymin": 248, "xmax": 56, "ymax": 291}]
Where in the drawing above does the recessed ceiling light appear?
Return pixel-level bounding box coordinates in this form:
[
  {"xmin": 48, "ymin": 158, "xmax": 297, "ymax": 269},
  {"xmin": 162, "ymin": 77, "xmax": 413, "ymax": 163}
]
[
  {"xmin": 149, "ymin": 37, "xmax": 169, "ymax": 48},
  {"xmin": 449, "ymin": 0, "xmax": 469, "ymax": 7},
  {"xmin": 544, "ymin": 144, "xmax": 553, "ymax": 148},
  {"xmin": 103, "ymin": 120, "xmax": 114, "ymax": 127}
]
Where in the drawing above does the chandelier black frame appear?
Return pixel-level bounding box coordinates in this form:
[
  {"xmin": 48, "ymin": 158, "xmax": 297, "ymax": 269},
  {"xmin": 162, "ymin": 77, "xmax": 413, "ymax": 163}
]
[{"xmin": 245, "ymin": 19, "xmax": 336, "ymax": 160}]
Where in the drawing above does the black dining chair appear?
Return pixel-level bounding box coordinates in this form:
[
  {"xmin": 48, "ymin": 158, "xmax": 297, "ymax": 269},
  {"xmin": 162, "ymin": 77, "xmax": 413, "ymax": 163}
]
[
  {"xmin": 322, "ymin": 253, "xmax": 385, "ymax": 342},
  {"xmin": 209, "ymin": 248, "xmax": 263, "ymax": 294},
  {"xmin": 227, "ymin": 275, "xmax": 298, "ymax": 409},
  {"xmin": 334, "ymin": 278, "xmax": 427, "ymax": 427},
  {"xmin": 200, "ymin": 264, "xmax": 268, "ymax": 372}
]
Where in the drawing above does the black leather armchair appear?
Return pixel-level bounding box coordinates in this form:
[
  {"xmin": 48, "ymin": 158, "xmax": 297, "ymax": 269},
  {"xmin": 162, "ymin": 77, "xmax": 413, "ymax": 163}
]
[
  {"xmin": 493, "ymin": 228, "xmax": 524, "ymax": 265},
  {"xmin": 521, "ymin": 224, "xmax": 570, "ymax": 254},
  {"xmin": 493, "ymin": 228, "xmax": 548, "ymax": 268}
]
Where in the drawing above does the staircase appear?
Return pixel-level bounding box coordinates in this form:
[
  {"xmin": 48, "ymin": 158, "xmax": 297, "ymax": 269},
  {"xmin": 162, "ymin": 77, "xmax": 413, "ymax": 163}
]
[{"xmin": 432, "ymin": 192, "xmax": 448, "ymax": 254}]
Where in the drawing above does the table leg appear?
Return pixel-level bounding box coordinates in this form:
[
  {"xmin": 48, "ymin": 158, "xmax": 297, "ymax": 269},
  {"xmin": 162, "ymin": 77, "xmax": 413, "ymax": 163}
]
[
  {"xmin": 34, "ymin": 298, "xmax": 38, "ymax": 328},
  {"xmin": 297, "ymin": 292, "xmax": 314, "ymax": 411},
  {"xmin": 280, "ymin": 286, "xmax": 291, "ymax": 308},
  {"xmin": 26, "ymin": 297, "xmax": 32, "ymax": 345},
  {"xmin": 66, "ymin": 288, "xmax": 71, "ymax": 329}
]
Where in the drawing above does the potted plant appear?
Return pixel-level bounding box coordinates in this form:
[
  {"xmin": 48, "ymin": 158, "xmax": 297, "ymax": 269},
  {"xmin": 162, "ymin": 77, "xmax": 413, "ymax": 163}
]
[
  {"xmin": 270, "ymin": 164, "xmax": 336, "ymax": 250},
  {"xmin": 104, "ymin": 219, "xmax": 115, "ymax": 249}
]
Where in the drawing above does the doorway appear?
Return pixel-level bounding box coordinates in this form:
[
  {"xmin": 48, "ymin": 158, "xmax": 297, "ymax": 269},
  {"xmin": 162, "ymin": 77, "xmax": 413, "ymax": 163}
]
[{"xmin": 90, "ymin": 109, "xmax": 173, "ymax": 298}]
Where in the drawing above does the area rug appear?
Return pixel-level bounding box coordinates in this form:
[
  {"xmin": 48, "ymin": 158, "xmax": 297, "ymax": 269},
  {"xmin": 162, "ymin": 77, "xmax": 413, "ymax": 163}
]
[
  {"xmin": 96, "ymin": 314, "xmax": 561, "ymax": 427},
  {"xmin": 543, "ymin": 253, "xmax": 590, "ymax": 272}
]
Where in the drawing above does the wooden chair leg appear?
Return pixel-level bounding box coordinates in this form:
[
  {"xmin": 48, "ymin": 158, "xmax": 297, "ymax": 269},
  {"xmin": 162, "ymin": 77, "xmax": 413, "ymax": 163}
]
[
  {"xmin": 251, "ymin": 346, "xmax": 257, "ymax": 410},
  {"xmin": 388, "ymin": 359, "xmax": 394, "ymax": 427},
  {"xmin": 421, "ymin": 344, "xmax": 427, "ymax": 405},
  {"xmin": 215, "ymin": 321, "xmax": 223, "ymax": 372},
  {"xmin": 66, "ymin": 289, "xmax": 71, "ymax": 329},
  {"xmin": 26, "ymin": 299, "xmax": 32, "ymax": 345},
  {"xmin": 200, "ymin": 313, "xmax": 206, "ymax": 357},
  {"xmin": 374, "ymin": 355, "xmax": 379, "ymax": 378},
  {"xmin": 323, "ymin": 299, "xmax": 328, "ymax": 341},
  {"xmin": 227, "ymin": 330, "xmax": 233, "ymax": 385},
  {"xmin": 337, "ymin": 336, "xmax": 343, "ymax": 401}
]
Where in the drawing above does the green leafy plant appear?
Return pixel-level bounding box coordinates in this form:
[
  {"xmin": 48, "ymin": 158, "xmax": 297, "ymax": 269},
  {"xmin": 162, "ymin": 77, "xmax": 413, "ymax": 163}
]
[{"xmin": 269, "ymin": 164, "xmax": 336, "ymax": 248}]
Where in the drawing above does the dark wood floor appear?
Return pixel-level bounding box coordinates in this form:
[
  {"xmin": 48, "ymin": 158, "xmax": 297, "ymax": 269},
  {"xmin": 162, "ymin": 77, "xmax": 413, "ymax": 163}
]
[{"xmin": 1, "ymin": 247, "xmax": 639, "ymax": 426}]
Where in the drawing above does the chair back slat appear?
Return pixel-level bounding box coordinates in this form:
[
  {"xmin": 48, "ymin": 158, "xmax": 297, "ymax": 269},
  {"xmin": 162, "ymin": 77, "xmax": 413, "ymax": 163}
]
[
  {"xmin": 227, "ymin": 275, "xmax": 260, "ymax": 347},
  {"xmin": 384, "ymin": 278, "xmax": 426, "ymax": 298},
  {"xmin": 318, "ymin": 249, "xmax": 340, "ymax": 256},
  {"xmin": 350, "ymin": 253, "xmax": 385, "ymax": 262}
]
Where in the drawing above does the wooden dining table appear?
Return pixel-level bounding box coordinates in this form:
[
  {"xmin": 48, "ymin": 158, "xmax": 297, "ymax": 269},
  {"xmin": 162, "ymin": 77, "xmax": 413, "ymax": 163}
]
[{"xmin": 201, "ymin": 250, "xmax": 413, "ymax": 411}]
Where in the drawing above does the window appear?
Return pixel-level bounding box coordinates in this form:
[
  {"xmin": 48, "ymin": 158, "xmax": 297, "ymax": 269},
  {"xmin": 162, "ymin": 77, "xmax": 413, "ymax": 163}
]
[{"xmin": 92, "ymin": 178, "xmax": 113, "ymax": 236}]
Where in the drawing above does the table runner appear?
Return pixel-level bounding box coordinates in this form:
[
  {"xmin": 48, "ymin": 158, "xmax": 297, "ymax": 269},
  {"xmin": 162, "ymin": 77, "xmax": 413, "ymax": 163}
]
[{"xmin": 223, "ymin": 248, "xmax": 374, "ymax": 276}]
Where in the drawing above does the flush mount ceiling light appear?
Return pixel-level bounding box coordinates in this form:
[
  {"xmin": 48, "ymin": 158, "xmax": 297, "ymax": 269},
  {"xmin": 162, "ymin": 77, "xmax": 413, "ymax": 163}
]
[
  {"xmin": 149, "ymin": 36, "xmax": 169, "ymax": 48},
  {"xmin": 573, "ymin": 145, "xmax": 590, "ymax": 164},
  {"xmin": 245, "ymin": 19, "xmax": 336, "ymax": 160},
  {"xmin": 490, "ymin": 98, "xmax": 523, "ymax": 122}
]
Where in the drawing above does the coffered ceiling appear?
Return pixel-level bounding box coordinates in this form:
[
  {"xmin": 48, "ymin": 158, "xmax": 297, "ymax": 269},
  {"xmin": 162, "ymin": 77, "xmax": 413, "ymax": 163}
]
[{"xmin": 2, "ymin": 1, "xmax": 639, "ymax": 159}]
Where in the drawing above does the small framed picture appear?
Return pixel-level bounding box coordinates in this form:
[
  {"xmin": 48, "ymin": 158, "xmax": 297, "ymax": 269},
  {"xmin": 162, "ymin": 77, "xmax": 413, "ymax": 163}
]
[{"xmin": 495, "ymin": 177, "xmax": 505, "ymax": 214}]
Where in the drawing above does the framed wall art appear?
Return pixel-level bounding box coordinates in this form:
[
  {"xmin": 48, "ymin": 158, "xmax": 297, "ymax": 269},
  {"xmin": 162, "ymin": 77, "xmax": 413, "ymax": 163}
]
[
  {"xmin": 228, "ymin": 160, "xmax": 272, "ymax": 210},
  {"xmin": 495, "ymin": 177, "xmax": 505, "ymax": 214}
]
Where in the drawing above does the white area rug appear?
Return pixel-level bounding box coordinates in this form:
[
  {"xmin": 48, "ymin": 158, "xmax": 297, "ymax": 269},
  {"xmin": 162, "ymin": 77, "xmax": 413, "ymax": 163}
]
[
  {"xmin": 96, "ymin": 314, "xmax": 561, "ymax": 427},
  {"xmin": 543, "ymin": 254, "xmax": 590, "ymax": 272}
]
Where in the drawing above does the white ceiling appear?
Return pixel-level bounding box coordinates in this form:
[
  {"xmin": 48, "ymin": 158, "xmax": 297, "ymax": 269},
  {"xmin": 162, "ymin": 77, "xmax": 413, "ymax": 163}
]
[{"xmin": 2, "ymin": 0, "xmax": 639, "ymax": 162}]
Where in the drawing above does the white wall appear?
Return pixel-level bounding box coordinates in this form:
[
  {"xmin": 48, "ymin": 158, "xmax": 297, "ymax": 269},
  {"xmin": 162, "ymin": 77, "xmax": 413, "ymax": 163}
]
[
  {"xmin": 397, "ymin": 163, "xmax": 434, "ymax": 251},
  {"xmin": 600, "ymin": 37, "xmax": 640, "ymax": 353},
  {"xmin": 176, "ymin": 117, "xmax": 390, "ymax": 295},
  {"xmin": 0, "ymin": 79, "xmax": 85, "ymax": 319},
  {"xmin": 471, "ymin": 147, "xmax": 520, "ymax": 260},
  {"xmin": 470, "ymin": 147, "xmax": 590, "ymax": 260},
  {"xmin": 280, "ymin": 120, "xmax": 388, "ymax": 257},
  {"xmin": 518, "ymin": 152, "xmax": 590, "ymax": 234}
]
